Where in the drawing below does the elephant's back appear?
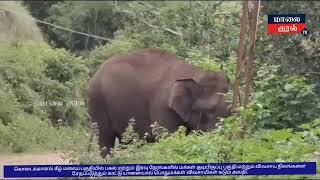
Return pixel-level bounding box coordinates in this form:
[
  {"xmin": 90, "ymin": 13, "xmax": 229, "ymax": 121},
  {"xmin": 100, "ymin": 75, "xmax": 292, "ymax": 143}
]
[
  {"xmin": 99, "ymin": 49, "xmax": 175, "ymax": 87},
  {"xmin": 97, "ymin": 48, "xmax": 199, "ymax": 101},
  {"xmin": 105, "ymin": 48, "xmax": 177, "ymax": 69},
  {"xmin": 91, "ymin": 48, "xmax": 198, "ymax": 94}
]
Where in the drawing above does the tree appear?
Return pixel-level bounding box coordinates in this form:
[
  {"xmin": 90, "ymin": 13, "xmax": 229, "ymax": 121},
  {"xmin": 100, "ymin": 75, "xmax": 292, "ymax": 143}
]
[
  {"xmin": 45, "ymin": 1, "xmax": 124, "ymax": 54},
  {"xmin": 257, "ymin": 1, "xmax": 320, "ymax": 93},
  {"xmin": 113, "ymin": 1, "xmax": 241, "ymax": 60},
  {"xmin": 23, "ymin": 1, "xmax": 61, "ymax": 47}
]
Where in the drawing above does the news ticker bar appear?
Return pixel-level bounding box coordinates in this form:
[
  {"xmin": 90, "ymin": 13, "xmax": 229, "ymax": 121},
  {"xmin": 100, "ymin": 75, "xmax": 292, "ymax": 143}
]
[{"xmin": 4, "ymin": 162, "xmax": 317, "ymax": 178}]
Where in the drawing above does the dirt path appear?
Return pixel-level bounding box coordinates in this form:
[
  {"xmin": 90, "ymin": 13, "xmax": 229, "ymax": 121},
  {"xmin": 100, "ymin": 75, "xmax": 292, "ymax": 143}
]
[{"xmin": 0, "ymin": 152, "xmax": 69, "ymax": 179}]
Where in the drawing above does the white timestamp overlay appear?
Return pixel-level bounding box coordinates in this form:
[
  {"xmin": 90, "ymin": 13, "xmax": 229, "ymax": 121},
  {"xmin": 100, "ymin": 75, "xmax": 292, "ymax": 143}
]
[{"xmin": 36, "ymin": 100, "xmax": 85, "ymax": 107}]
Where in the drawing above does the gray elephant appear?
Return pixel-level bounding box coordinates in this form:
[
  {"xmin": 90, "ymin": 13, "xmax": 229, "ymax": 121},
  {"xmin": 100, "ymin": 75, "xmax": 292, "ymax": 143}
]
[{"xmin": 88, "ymin": 48, "xmax": 231, "ymax": 157}]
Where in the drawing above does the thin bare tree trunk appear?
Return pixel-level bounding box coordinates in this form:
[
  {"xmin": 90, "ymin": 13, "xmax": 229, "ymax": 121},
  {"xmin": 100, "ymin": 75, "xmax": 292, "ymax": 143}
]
[
  {"xmin": 232, "ymin": 1, "xmax": 249, "ymax": 111},
  {"xmin": 243, "ymin": 0, "xmax": 260, "ymax": 107}
]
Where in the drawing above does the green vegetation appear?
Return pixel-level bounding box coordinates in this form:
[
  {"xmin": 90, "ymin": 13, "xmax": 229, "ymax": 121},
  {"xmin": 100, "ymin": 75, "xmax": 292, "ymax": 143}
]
[
  {"xmin": 66, "ymin": 64, "xmax": 320, "ymax": 166},
  {"xmin": 45, "ymin": 1, "xmax": 123, "ymax": 53},
  {"xmin": 0, "ymin": 2, "xmax": 43, "ymax": 45},
  {"xmin": 0, "ymin": 1, "xmax": 319, "ymax": 179},
  {"xmin": 0, "ymin": 42, "xmax": 90, "ymax": 153}
]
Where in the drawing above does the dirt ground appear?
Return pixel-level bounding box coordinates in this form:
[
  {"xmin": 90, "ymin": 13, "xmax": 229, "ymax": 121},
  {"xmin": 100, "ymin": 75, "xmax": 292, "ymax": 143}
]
[{"xmin": 0, "ymin": 152, "xmax": 69, "ymax": 179}]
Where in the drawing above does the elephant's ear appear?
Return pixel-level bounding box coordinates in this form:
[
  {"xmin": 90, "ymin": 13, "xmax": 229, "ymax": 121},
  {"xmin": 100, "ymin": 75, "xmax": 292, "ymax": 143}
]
[{"xmin": 168, "ymin": 79, "xmax": 202, "ymax": 122}]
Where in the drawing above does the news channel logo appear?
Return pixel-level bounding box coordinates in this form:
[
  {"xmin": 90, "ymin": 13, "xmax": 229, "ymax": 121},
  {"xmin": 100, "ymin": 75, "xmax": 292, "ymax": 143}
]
[{"xmin": 267, "ymin": 14, "xmax": 309, "ymax": 36}]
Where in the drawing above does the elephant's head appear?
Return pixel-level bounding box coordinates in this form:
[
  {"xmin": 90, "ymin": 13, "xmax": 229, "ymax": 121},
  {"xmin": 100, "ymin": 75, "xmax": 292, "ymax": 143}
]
[{"xmin": 168, "ymin": 71, "xmax": 231, "ymax": 132}]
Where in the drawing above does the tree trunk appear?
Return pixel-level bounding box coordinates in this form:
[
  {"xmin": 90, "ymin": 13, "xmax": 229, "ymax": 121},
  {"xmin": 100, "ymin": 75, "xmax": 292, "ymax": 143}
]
[
  {"xmin": 243, "ymin": 0, "xmax": 260, "ymax": 107},
  {"xmin": 232, "ymin": 1, "xmax": 249, "ymax": 111}
]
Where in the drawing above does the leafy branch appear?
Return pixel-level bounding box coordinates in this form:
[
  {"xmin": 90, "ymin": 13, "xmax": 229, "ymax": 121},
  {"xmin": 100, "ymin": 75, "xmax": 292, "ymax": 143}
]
[{"xmin": 114, "ymin": 4, "xmax": 183, "ymax": 37}]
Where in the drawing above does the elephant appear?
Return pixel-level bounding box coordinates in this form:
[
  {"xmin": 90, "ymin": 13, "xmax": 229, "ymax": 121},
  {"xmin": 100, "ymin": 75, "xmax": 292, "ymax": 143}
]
[{"xmin": 88, "ymin": 48, "xmax": 231, "ymax": 158}]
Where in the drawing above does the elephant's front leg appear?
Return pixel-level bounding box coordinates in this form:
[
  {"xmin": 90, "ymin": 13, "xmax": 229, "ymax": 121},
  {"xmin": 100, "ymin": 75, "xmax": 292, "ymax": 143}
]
[{"xmin": 98, "ymin": 125, "xmax": 116, "ymax": 158}]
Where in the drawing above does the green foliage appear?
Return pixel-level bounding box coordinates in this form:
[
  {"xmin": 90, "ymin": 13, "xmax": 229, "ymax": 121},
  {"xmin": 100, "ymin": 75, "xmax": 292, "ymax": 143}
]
[
  {"xmin": 44, "ymin": 49, "xmax": 89, "ymax": 84},
  {"xmin": 0, "ymin": 1, "xmax": 43, "ymax": 45},
  {"xmin": 115, "ymin": 1, "xmax": 240, "ymax": 61},
  {"xmin": 41, "ymin": 48, "xmax": 89, "ymax": 127},
  {"xmin": 252, "ymin": 65, "xmax": 320, "ymax": 129},
  {"xmin": 257, "ymin": 1, "xmax": 320, "ymax": 93},
  {"xmin": 0, "ymin": 41, "xmax": 91, "ymax": 153},
  {"xmin": 232, "ymin": 127, "xmax": 319, "ymax": 163},
  {"xmin": 23, "ymin": 1, "xmax": 59, "ymax": 20},
  {"xmin": 119, "ymin": 118, "xmax": 145, "ymax": 147},
  {"xmin": 0, "ymin": 78, "xmax": 20, "ymax": 126},
  {"xmin": 0, "ymin": 112, "xmax": 91, "ymax": 153},
  {"xmin": 0, "ymin": 42, "xmax": 89, "ymax": 128},
  {"xmin": 46, "ymin": 1, "xmax": 123, "ymax": 52},
  {"xmin": 1, "ymin": 2, "xmax": 320, "ymax": 179},
  {"xmin": 66, "ymin": 115, "xmax": 320, "ymax": 178},
  {"xmin": 261, "ymin": 1, "xmax": 319, "ymax": 33}
]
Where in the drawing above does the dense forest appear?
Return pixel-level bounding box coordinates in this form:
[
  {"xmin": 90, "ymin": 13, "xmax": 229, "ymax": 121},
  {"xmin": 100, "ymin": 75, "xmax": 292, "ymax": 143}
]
[{"xmin": 0, "ymin": 1, "xmax": 319, "ymax": 179}]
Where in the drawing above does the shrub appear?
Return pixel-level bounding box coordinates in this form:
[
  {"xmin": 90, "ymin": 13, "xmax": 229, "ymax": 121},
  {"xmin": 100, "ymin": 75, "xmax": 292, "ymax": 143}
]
[
  {"xmin": 65, "ymin": 115, "xmax": 320, "ymax": 179},
  {"xmin": 0, "ymin": 78, "xmax": 20, "ymax": 126},
  {"xmin": 0, "ymin": 111, "xmax": 91, "ymax": 153},
  {"xmin": 0, "ymin": 42, "xmax": 89, "ymax": 127},
  {"xmin": 252, "ymin": 65, "xmax": 320, "ymax": 129},
  {"xmin": 115, "ymin": 1, "xmax": 240, "ymax": 61},
  {"xmin": 0, "ymin": 42, "xmax": 91, "ymax": 153}
]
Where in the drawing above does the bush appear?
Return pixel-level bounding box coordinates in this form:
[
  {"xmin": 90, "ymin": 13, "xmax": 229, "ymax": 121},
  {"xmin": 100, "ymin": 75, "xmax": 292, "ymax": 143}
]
[
  {"xmin": 0, "ymin": 42, "xmax": 91, "ymax": 153},
  {"xmin": 0, "ymin": 112, "xmax": 91, "ymax": 153},
  {"xmin": 252, "ymin": 65, "xmax": 320, "ymax": 129},
  {"xmin": 0, "ymin": 78, "xmax": 20, "ymax": 126},
  {"xmin": 115, "ymin": 1, "xmax": 240, "ymax": 61},
  {"xmin": 86, "ymin": 1, "xmax": 240, "ymax": 80},
  {"xmin": 65, "ymin": 115, "xmax": 320, "ymax": 179},
  {"xmin": 0, "ymin": 42, "xmax": 89, "ymax": 127}
]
